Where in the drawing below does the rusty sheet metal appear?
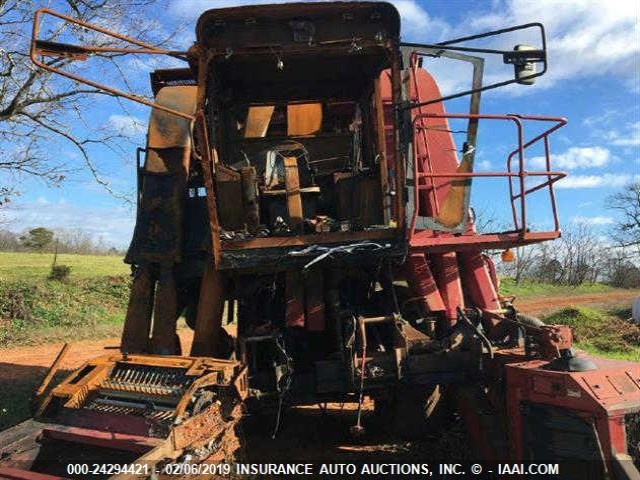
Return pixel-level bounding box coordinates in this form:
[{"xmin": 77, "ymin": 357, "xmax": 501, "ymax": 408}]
[
  {"xmin": 506, "ymin": 357, "xmax": 640, "ymax": 414},
  {"xmin": 172, "ymin": 401, "xmax": 225, "ymax": 451},
  {"xmin": 147, "ymin": 86, "xmax": 198, "ymax": 151},
  {"xmin": 190, "ymin": 264, "xmax": 225, "ymax": 357},
  {"xmin": 287, "ymin": 103, "xmax": 322, "ymax": 136},
  {"xmin": 121, "ymin": 266, "xmax": 155, "ymax": 354},
  {"xmin": 244, "ymin": 105, "xmax": 274, "ymax": 138},
  {"xmin": 126, "ymin": 86, "xmax": 196, "ymax": 265}
]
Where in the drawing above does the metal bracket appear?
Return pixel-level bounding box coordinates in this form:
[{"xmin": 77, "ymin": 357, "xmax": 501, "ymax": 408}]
[
  {"xmin": 400, "ymin": 22, "xmax": 547, "ymax": 109},
  {"xmin": 30, "ymin": 8, "xmax": 194, "ymax": 120}
]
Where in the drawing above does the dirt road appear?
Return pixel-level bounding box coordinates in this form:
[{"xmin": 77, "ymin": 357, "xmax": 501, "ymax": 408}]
[{"xmin": 513, "ymin": 289, "xmax": 637, "ymax": 317}]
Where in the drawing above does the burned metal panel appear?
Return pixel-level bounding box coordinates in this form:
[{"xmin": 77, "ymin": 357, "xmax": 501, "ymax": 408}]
[
  {"xmin": 147, "ymin": 86, "xmax": 197, "ymax": 151},
  {"xmin": 196, "ymin": 2, "xmax": 400, "ymax": 50},
  {"xmin": 150, "ymin": 68, "xmax": 196, "ymax": 96},
  {"xmin": 125, "ymin": 86, "xmax": 197, "ymax": 265}
]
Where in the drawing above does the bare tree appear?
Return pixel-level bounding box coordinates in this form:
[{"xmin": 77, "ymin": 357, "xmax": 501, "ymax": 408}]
[
  {"xmin": 556, "ymin": 224, "xmax": 605, "ymax": 286},
  {"xmin": 607, "ymin": 181, "xmax": 640, "ymax": 255},
  {"xmin": 497, "ymin": 244, "xmax": 538, "ymax": 284},
  {"xmin": 0, "ymin": 0, "xmax": 182, "ymax": 201},
  {"xmin": 602, "ymin": 247, "xmax": 640, "ymax": 288}
]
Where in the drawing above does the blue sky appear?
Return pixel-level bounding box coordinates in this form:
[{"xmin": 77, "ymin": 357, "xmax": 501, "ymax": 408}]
[{"xmin": 2, "ymin": 0, "xmax": 638, "ymax": 248}]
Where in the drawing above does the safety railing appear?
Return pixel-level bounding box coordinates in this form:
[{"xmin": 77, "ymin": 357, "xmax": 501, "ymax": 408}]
[{"xmin": 409, "ymin": 112, "xmax": 567, "ymax": 241}]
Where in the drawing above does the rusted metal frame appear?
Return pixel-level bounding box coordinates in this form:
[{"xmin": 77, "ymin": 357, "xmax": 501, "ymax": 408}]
[
  {"xmin": 195, "ymin": 109, "xmax": 222, "ymax": 266},
  {"xmin": 413, "ymin": 171, "xmax": 565, "ymax": 179},
  {"xmin": 503, "ymin": 118, "xmax": 565, "ymax": 230},
  {"xmin": 406, "ymin": 48, "xmax": 485, "ymax": 237},
  {"xmin": 33, "ymin": 9, "xmax": 185, "ymax": 55},
  {"xmin": 505, "ymin": 117, "xmax": 567, "ymax": 232},
  {"xmin": 545, "ymin": 135, "xmax": 560, "ymax": 231},
  {"xmin": 193, "ymin": 46, "xmax": 224, "ymax": 267},
  {"xmin": 510, "ymin": 172, "xmax": 565, "ymax": 198},
  {"xmin": 409, "ymin": 230, "xmax": 560, "ymax": 251},
  {"xmin": 41, "ymin": 426, "xmax": 160, "ymax": 453},
  {"xmin": 35, "ymin": 361, "xmax": 108, "ymax": 416},
  {"xmin": 35, "ymin": 39, "xmax": 186, "ymax": 57},
  {"xmin": 208, "ymin": 40, "xmax": 384, "ymax": 58},
  {"xmin": 221, "ymin": 226, "xmax": 396, "ymax": 250},
  {"xmin": 507, "ymin": 134, "xmax": 566, "ymax": 232},
  {"xmin": 374, "ymin": 78, "xmax": 390, "ymax": 224},
  {"xmin": 33, "ymin": 343, "xmax": 69, "ymax": 402},
  {"xmin": 30, "ymin": 8, "xmax": 194, "ymax": 121},
  {"xmin": 513, "ymin": 117, "xmax": 527, "ymax": 232},
  {"xmin": 390, "ymin": 43, "xmax": 405, "ymax": 231},
  {"xmin": 409, "ymin": 130, "xmax": 420, "ymax": 238},
  {"xmin": 60, "ymin": 365, "xmax": 112, "ymax": 410},
  {"xmin": 37, "ymin": 43, "xmax": 186, "ymax": 56}
]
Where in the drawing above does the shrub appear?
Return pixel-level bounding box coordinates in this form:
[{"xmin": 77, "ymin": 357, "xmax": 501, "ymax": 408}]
[{"xmin": 49, "ymin": 265, "xmax": 71, "ymax": 281}]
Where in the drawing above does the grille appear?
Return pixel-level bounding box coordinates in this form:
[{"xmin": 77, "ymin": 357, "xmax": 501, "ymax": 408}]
[
  {"xmin": 521, "ymin": 402, "xmax": 604, "ymax": 480},
  {"xmin": 100, "ymin": 363, "xmax": 194, "ymax": 398},
  {"xmin": 86, "ymin": 397, "xmax": 174, "ymax": 423}
]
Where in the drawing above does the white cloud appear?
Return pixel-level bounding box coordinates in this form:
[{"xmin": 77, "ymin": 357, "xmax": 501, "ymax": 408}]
[
  {"xmin": 604, "ymin": 121, "xmax": 640, "ymax": 147},
  {"xmin": 476, "ymin": 159, "xmax": 492, "ymax": 171},
  {"xmin": 572, "ymin": 215, "xmax": 615, "ymax": 225},
  {"xmin": 530, "ymin": 146, "xmax": 613, "ymax": 170},
  {"xmin": 491, "ymin": 0, "xmax": 638, "ymax": 90},
  {"xmin": 556, "ymin": 173, "xmax": 638, "ymax": 189},
  {"xmin": 391, "ymin": 1, "xmax": 450, "ymax": 39},
  {"xmin": 108, "ymin": 114, "xmax": 146, "ymax": 135},
  {"xmin": 452, "ymin": 0, "xmax": 640, "ymax": 93}
]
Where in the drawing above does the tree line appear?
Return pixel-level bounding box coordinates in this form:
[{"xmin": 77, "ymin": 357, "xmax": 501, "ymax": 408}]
[
  {"xmin": 495, "ymin": 181, "xmax": 640, "ymax": 289},
  {"xmin": 497, "ymin": 225, "xmax": 640, "ymax": 289},
  {"xmin": 0, "ymin": 227, "xmax": 124, "ymax": 255}
]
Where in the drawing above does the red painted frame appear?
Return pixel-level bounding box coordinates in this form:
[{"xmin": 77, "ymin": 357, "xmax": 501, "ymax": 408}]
[{"xmin": 409, "ymin": 112, "xmax": 567, "ymax": 248}]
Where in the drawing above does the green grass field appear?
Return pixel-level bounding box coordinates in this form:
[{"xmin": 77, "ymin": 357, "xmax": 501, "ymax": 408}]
[
  {"xmin": 0, "ymin": 252, "xmax": 129, "ymax": 281},
  {"xmin": 500, "ymin": 278, "xmax": 616, "ymax": 298},
  {"xmin": 0, "ymin": 253, "xmax": 131, "ymax": 348},
  {"xmin": 0, "ymin": 275, "xmax": 130, "ymax": 347}
]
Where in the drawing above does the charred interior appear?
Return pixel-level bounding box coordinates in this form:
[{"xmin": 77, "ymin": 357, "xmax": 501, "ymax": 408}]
[
  {"xmin": 199, "ymin": 5, "xmax": 404, "ymax": 269},
  {"xmin": 210, "ymin": 51, "xmax": 389, "ymax": 238}
]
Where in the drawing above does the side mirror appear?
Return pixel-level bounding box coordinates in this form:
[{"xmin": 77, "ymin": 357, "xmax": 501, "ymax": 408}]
[{"xmin": 512, "ymin": 44, "xmax": 537, "ymax": 85}]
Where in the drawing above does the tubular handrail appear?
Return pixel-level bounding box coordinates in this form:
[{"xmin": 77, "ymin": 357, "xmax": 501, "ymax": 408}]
[{"xmin": 409, "ymin": 112, "xmax": 567, "ymax": 240}]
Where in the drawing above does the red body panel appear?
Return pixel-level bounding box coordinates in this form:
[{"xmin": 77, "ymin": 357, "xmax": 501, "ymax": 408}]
[{"xmin": 506, "ymin": 357, "xmax": 640, "ymax": 465}]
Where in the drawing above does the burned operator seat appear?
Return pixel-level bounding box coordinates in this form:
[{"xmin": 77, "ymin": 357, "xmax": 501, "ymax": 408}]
[{"xmin": 121, "ymin": 85, "xmax": 197, "ymax": 355}]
